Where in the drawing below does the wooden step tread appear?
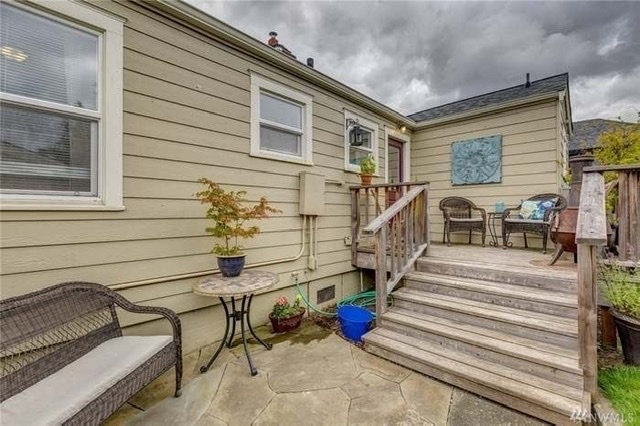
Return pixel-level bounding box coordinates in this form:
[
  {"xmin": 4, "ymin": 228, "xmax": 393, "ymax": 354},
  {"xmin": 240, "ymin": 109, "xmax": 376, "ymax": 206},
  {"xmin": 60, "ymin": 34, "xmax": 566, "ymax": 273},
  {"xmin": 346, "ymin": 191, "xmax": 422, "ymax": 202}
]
[
  {"xmin": 393, "ymin": 288, "xmax": 578, "ymax": 336},
  {"xmin": 365, "ymin": 329, "xmax": 585, "ymax": 416},
  {"xmin": 404, "ymin": 272, "xmax": 577, "ymax": 307},
  {"xmin": 382, "ymin": 309, "xmax": 581, "ymax": 373},
  {"xmin": 401, "ymin": 288, "xmax": 577, "ymax": 324},
  {"xmin": 418, "ymin": 256, "xmax": 576, "ymax": 283}
]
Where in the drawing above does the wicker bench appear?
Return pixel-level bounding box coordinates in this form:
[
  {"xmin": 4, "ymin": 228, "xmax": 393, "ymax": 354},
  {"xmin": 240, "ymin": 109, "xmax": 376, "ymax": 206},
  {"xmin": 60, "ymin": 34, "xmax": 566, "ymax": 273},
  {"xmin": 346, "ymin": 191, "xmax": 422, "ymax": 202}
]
[{"xmin": 0, "ymin": 282, "xmax": 182, "ymax": 425}]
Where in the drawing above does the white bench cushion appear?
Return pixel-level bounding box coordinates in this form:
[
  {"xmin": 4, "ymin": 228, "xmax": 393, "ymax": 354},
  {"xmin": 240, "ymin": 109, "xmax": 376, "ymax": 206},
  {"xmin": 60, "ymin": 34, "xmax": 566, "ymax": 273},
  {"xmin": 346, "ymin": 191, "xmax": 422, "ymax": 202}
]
[{"xmin": 1, "ymin": 335, "xmax": 172, "ymax": 425}]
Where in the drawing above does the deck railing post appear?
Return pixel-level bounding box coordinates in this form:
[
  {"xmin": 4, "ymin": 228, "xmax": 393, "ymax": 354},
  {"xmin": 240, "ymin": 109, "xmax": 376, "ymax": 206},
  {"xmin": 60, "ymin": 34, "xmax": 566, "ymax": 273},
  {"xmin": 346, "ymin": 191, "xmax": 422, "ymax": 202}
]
[
  {"xmin": 351, "ymin": 189, "xmax": 360, "ymax": 265},
  {"xmin": 576, "ymin": 171, "xmax": 607, "ymax": 401},
  {"xmin": 424, "ymin": 184, "xmax": 431, "ymax": 249},
  {"xmin": 375, "ymin": 226, "xmax": 387, "ymax": 323},
  {"xmin": 577, "ymin": 243, "xmax": 598, "ymax": 397}
]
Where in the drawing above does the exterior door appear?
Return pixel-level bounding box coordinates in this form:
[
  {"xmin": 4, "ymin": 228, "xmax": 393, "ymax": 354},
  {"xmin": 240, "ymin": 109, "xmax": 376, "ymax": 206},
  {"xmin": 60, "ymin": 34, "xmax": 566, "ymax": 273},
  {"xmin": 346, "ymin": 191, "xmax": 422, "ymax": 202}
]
[
  {"xmin": 387, "ymin": 138, "xmax": 405, "ymax": 207},
  {"xmin": 388, "ymin": 138, "xmax": 404, "ymax": 183}
]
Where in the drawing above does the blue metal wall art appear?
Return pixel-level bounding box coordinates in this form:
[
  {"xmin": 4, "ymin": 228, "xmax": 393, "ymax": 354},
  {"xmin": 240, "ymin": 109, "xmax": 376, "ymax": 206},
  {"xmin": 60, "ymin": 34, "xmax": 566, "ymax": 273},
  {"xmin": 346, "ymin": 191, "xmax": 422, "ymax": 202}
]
[{"xmin": 451, "ymin": 135, "xmax": 502, "ymax": 185}]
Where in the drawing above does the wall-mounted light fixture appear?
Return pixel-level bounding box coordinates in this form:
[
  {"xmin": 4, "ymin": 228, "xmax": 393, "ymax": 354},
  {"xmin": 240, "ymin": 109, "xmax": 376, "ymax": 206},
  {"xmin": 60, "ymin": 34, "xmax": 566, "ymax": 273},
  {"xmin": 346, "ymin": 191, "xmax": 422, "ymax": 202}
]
[
  {"xmin": 397, "ymin": 122, "xmax": 407, "ymax": 134},
  {"xmin": 346, "ymin": 118, "xmax": 364, "ymax": 146}
]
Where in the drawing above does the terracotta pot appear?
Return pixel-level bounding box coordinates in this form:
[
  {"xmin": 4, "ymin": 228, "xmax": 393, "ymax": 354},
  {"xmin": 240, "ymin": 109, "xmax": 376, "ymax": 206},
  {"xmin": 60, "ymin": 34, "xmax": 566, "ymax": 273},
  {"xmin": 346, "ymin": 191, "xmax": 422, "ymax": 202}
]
[
  {"xmin": 269, "ymin": 310, "xmax": 305, "ymax": 333},
  {"xmin": 611, "ymin": 309, "xmax": 640, "ymax": 366},
  {"xmin": 217, "ymin": 254, "xmax": 246, "ymax": 277},
  {"xmin": 360, "ymin": 174, "xmax": 372, "ymax": 186}
]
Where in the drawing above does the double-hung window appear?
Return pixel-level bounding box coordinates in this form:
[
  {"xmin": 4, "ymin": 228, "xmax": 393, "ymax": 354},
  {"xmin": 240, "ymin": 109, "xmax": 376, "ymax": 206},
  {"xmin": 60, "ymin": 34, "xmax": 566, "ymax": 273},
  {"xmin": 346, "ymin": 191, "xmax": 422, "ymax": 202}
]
[
  {"xmin": 344, "ymin": 110, "xmax": 379, "ymax": 173},
  {"xmin": 250, "ymin": 74, "xmax": 313, "ymax": 164},
  {"xmin": 0, "ymin": 1, "xmax": 123, "ymax": 210}
]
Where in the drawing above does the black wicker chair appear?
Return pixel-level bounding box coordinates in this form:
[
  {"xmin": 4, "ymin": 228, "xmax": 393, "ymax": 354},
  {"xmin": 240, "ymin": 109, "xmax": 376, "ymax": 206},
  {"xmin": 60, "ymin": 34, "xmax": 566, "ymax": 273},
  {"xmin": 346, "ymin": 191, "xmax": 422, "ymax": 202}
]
[
  {"xmin": 439, "ymin": 196, "xmax": 487, "ymax": 247},
  {"xmin": 0, "ymin": 282, "xmax": 182, "ymax": 425},
  {"xmin": 501, "ymin": 193, "xmax": 567, "ymax": 254}
]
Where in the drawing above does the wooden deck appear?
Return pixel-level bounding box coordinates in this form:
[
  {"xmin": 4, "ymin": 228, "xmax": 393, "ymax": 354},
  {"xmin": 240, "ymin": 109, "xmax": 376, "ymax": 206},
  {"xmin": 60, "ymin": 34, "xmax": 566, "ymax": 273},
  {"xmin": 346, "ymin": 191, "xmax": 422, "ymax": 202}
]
[{"xmin": 426, "ymin": 243, "xmax": 577, "ymax": 277}]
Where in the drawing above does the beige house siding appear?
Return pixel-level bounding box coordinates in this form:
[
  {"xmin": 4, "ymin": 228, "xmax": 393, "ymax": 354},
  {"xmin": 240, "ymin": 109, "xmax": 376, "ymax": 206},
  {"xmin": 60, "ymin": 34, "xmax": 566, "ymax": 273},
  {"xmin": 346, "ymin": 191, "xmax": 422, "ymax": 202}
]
[
  {"xmin": 0, "ymin": 0, "xmax": 394, "ymax": 351},
  {"xmin": 411, "ymin": 100, "xmax": 563, "ymax": 247}
]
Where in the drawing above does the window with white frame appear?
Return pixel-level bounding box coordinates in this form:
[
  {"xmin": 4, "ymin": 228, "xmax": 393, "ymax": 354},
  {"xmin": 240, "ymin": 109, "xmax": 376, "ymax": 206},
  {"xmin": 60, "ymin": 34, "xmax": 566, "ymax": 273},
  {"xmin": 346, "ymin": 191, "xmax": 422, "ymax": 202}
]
[
  {"xmin": 0, "ymin": 1, "xmax": 123, "ymax": 209},
  {"xmin": 250, "ymin": 74, "xmax": 313, "ymax": 164},
  {"xmin": 344, "ymin": 111, "xmax": 378, "ymax": 173}
]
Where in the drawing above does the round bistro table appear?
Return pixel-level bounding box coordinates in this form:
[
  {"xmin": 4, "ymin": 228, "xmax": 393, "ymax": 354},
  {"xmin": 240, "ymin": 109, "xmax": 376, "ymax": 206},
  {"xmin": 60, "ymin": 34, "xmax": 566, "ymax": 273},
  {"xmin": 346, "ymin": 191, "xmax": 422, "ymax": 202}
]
[{"xmin": 193, "ymin": 270, "xmax": 278, "ymax": 376}]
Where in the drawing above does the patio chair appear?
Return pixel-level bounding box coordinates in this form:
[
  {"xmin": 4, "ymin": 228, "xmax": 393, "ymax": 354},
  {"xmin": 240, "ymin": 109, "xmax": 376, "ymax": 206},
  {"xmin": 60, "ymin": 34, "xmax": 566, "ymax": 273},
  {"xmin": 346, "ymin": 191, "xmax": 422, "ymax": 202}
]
[
  {"xmin": 439, "ymin": 197, "xmax": 487, "ymax": 247},
  {"xmin": 501, "ymin": 193, "xmax": 567, "ymax": 254}
]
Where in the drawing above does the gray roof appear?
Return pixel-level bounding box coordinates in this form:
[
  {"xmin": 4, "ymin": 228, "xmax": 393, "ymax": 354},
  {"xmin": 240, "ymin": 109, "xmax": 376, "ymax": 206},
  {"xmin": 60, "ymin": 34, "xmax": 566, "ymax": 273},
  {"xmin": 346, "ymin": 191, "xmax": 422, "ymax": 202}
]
[
  {"xmin": 409, "ymin": 73, "xmax": 569, "ymax": 122},
  {"xmin": 569, "ymin": 119, "xmax": 638, "ymax": 154}
]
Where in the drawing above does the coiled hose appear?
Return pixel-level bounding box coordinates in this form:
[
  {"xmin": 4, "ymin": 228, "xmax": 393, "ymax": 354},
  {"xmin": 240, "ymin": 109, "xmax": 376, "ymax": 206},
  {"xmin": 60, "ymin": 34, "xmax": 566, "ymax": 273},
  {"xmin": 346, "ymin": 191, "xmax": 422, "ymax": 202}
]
[{"xmin": 294, "ymin": 276, "xmax": 392, "ymax": 318}]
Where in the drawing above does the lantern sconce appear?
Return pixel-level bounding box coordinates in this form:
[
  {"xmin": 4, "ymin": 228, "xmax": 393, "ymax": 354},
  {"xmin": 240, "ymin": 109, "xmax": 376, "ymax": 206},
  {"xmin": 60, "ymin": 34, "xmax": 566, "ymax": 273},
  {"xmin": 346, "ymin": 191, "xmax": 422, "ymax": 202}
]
[
  {"xmin": 346, "ymin": 118, "xmax": 364, "ymax": 146},
  {"xmin": 397, "ymin": 122, "xmax": 407, "ymax": 134}
]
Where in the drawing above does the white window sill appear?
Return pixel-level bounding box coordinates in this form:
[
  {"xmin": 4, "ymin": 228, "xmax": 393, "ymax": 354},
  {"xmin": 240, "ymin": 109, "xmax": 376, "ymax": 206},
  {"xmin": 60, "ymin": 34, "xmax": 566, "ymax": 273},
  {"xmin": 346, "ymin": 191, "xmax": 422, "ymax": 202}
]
[
  {"xmin": 250, "ymin": 150, "xmax": 313, "ymax": 166},
  {"xmin": 0, "ymin": 198, "xmax": 125, "ymax": 211}
]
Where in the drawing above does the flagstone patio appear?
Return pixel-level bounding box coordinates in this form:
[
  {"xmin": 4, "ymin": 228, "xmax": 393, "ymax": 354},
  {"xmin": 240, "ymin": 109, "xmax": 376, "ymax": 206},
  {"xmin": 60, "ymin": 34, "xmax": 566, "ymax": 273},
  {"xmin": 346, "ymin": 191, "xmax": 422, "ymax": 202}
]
[{"xmin": 105, "ymin": 321, "xmax": 547, "ymax": 425}]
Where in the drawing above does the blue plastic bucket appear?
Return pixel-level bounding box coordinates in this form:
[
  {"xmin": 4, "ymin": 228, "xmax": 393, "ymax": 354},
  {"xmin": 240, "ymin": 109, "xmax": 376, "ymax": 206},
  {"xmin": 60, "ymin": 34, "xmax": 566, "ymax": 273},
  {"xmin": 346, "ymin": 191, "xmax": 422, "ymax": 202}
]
[{"xmin": 337, "ymin": 305, "xmax": 374, "ymax": 342}]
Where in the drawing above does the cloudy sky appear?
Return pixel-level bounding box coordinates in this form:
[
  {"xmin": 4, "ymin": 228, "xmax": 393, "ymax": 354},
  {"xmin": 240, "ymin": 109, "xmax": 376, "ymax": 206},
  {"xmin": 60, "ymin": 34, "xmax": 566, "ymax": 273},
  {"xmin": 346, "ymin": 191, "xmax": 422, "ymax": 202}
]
[{"xmin": 187, "ymin": 1, "xmax": 640, "ymax": 123}]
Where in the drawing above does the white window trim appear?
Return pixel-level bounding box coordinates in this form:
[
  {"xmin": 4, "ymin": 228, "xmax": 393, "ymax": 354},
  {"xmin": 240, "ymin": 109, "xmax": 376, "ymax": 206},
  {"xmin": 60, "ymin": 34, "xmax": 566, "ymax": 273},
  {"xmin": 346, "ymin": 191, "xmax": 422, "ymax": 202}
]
[
  {"xmin": 0, "ymin": 0, "xmax": 124, "ymax": 211},
  {"xmin": 384, "ymin": 126, "xmax": 411, "ymax": 184},
  {"xmin": 344, "ymin": 110, "xmax": 379, "ymax": 174},
  {"xmin": 250, "ymin": 74, "xmax": 313, "ymax": 165}
]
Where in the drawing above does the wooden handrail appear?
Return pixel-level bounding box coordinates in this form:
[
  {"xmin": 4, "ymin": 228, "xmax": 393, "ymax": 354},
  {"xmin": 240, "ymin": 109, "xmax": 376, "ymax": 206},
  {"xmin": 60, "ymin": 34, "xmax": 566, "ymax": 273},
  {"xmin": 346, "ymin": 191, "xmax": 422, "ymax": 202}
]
[
  {"xmin": 583, "ymin": 163, "xmax": 640, "ymax": 173},
  {"xmin": 363, "ymin": 186, "xmax": 426, "ymax": 234},
  {"xmin": 576, "ymin": 171, "xmax": 607, "ymax": 400},
  {"xmin": 350, "ymin": 182, "xmax": 430, "ymax": 266},
  {"xmin": 349, "ymin": 181, "xmax": 429, "ymax": 190},
  {"xmin": 576, "ymin": 172, "xmax": 607, "ymax": 245},
  {"xmin": 357, "ymin": 184, "xmax": 431, "ymax": 321},
  {"xmin": 583, "ymin": 165, "xmax": 639, "ymax": 261}
]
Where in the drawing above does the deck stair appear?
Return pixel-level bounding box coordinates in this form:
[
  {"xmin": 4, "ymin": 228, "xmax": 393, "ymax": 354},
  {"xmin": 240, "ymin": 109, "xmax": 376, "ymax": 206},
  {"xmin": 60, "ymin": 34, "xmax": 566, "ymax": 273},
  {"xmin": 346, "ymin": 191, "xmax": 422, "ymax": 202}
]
[{"xmin": 363, "ymin": 255, "xmax": 588, "ymax": 425}]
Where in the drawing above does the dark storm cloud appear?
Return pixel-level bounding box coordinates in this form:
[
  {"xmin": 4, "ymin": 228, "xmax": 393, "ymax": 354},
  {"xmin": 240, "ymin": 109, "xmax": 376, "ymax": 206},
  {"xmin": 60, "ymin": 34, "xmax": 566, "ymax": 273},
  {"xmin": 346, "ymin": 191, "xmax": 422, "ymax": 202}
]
[{"xmin": 188, "ymin": 1, "xmax": 640, "ymax": 122}]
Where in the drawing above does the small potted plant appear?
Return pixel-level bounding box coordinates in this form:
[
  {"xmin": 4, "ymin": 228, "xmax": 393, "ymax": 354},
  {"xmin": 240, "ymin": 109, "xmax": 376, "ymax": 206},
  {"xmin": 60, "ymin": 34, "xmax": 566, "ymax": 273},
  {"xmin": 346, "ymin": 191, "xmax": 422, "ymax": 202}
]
[
  {"xmin": 269, "ymin": 295, "xmax": 305, "ymax": 333},
  {"xmin": 359, "ymin": 154, "xmax": 376, "ymax": 185},
  {"xmin": 599, "ymin": 261, "xmax": 640, "ymax": 365},
  {"xmin": 195, "ymin": 178, "xmax": 280, "ymax": 277}
]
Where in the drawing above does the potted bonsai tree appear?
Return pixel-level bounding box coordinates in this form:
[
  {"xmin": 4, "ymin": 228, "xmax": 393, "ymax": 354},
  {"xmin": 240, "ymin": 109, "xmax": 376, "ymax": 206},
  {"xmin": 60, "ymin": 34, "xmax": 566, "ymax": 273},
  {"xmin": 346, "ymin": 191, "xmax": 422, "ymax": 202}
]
[
  {"xmin": 359, "ymin": 154, "xmax": 376, "ymax": 186},
  {"xmin": 195, "ymin": 178, "xmax": 280, "ymax": 277},
  {"xmin": 269, "ymin": 295, "xmax": 305, "ymax": 333},
  {"xmin": 599, "ymin": 261, "xmax": 640, "ymax": 365}
]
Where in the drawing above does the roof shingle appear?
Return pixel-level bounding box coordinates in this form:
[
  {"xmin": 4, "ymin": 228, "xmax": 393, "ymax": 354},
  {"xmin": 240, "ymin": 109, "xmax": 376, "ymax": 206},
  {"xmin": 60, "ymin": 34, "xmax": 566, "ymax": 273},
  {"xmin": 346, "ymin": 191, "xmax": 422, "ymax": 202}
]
[
  {"xmin": 568, "ymin": 119, "xmax": 638, "ymax": 154},
  {"xmin": 408, "ymin": 73, "xmax": 569, "ymax": 122}
]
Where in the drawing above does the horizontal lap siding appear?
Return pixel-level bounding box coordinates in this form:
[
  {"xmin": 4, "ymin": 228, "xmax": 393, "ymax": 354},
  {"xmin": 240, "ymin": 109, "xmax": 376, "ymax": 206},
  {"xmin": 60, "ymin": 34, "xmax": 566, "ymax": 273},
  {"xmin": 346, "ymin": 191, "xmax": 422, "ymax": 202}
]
[
  {"xmin": 411, "ymin": 101, "xmax": 562, "ymax": 247},
  {"xmin": 0, "ymin": 0, "xmax": 391, "ymax": 319}
]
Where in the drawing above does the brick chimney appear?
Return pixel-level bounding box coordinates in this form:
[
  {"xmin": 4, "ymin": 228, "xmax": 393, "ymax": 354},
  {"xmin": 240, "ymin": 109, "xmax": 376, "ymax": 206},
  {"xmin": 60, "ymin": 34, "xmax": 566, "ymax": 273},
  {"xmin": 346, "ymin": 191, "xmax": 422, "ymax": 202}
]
[
  {"xmin": 266, "ymin": 31, "xmax": 297, "ymax": 59},
  {"xmin": 268, "ymin": 31, "xmax": 279, "ymax": 47}
]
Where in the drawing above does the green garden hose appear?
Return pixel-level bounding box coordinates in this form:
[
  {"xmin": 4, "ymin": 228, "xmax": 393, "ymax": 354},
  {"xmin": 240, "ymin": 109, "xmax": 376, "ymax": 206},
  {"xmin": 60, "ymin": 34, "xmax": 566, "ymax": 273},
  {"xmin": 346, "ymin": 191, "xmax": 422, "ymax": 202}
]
[{"xmin": 294, "ymin": 276, "xmax": 392, "ymax": 318}]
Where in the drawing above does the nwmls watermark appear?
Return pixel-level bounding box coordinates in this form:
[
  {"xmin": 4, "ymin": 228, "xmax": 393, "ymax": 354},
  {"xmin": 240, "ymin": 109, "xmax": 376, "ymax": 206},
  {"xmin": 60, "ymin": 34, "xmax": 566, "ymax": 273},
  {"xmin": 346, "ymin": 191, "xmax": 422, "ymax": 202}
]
[{"xmin": 571, "ymin": 408, "xmax": 634, "ymax": 423}]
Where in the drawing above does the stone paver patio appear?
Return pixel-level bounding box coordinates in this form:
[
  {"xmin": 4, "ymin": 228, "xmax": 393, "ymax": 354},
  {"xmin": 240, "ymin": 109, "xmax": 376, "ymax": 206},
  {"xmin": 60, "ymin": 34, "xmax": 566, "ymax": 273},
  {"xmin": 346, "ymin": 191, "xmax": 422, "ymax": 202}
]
[{"xmin": 105, "ymin": 321, "xmax": 546, "ymax": 425}]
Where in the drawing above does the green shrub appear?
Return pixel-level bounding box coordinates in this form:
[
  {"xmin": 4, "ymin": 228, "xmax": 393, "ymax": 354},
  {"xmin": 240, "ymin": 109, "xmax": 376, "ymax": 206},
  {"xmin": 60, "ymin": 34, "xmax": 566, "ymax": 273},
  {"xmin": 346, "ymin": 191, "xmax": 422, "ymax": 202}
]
[
  {"xmin": 359, "ymin": 155, "xmax": 376, "ymax": 175},
  {"xmin": 194, "ymin": 178, "xmax": 281, "ymax": 256},
  {"xmin": 599, "ymin": 262, "xmax": 640, "ymax": 319}
]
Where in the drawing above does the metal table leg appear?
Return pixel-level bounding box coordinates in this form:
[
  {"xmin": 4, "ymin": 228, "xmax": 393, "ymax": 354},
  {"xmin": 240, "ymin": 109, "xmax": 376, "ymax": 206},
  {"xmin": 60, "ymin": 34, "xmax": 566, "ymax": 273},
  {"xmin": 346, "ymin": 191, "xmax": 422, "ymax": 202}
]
[
  {"xmin": 200, "ymin": 293, "xmax": 273, "ymax": 376},
  {"xmin": 239, "ymin": 295, "xmax": 258, "ymax": 376},
  {"xmin": 488, "ymin": 213, "xmax": 500, "ymax": 247},
  {"xmin": 246, "ymin": 294, "xmax": 273, "ymax": 351},
  {"xmin": 226, "ymin": 297, "xmax": 237, "ymax": 348},
  {"xmin": 200, "ymin": 297, "xmax": 231, "ymax": 373}
]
